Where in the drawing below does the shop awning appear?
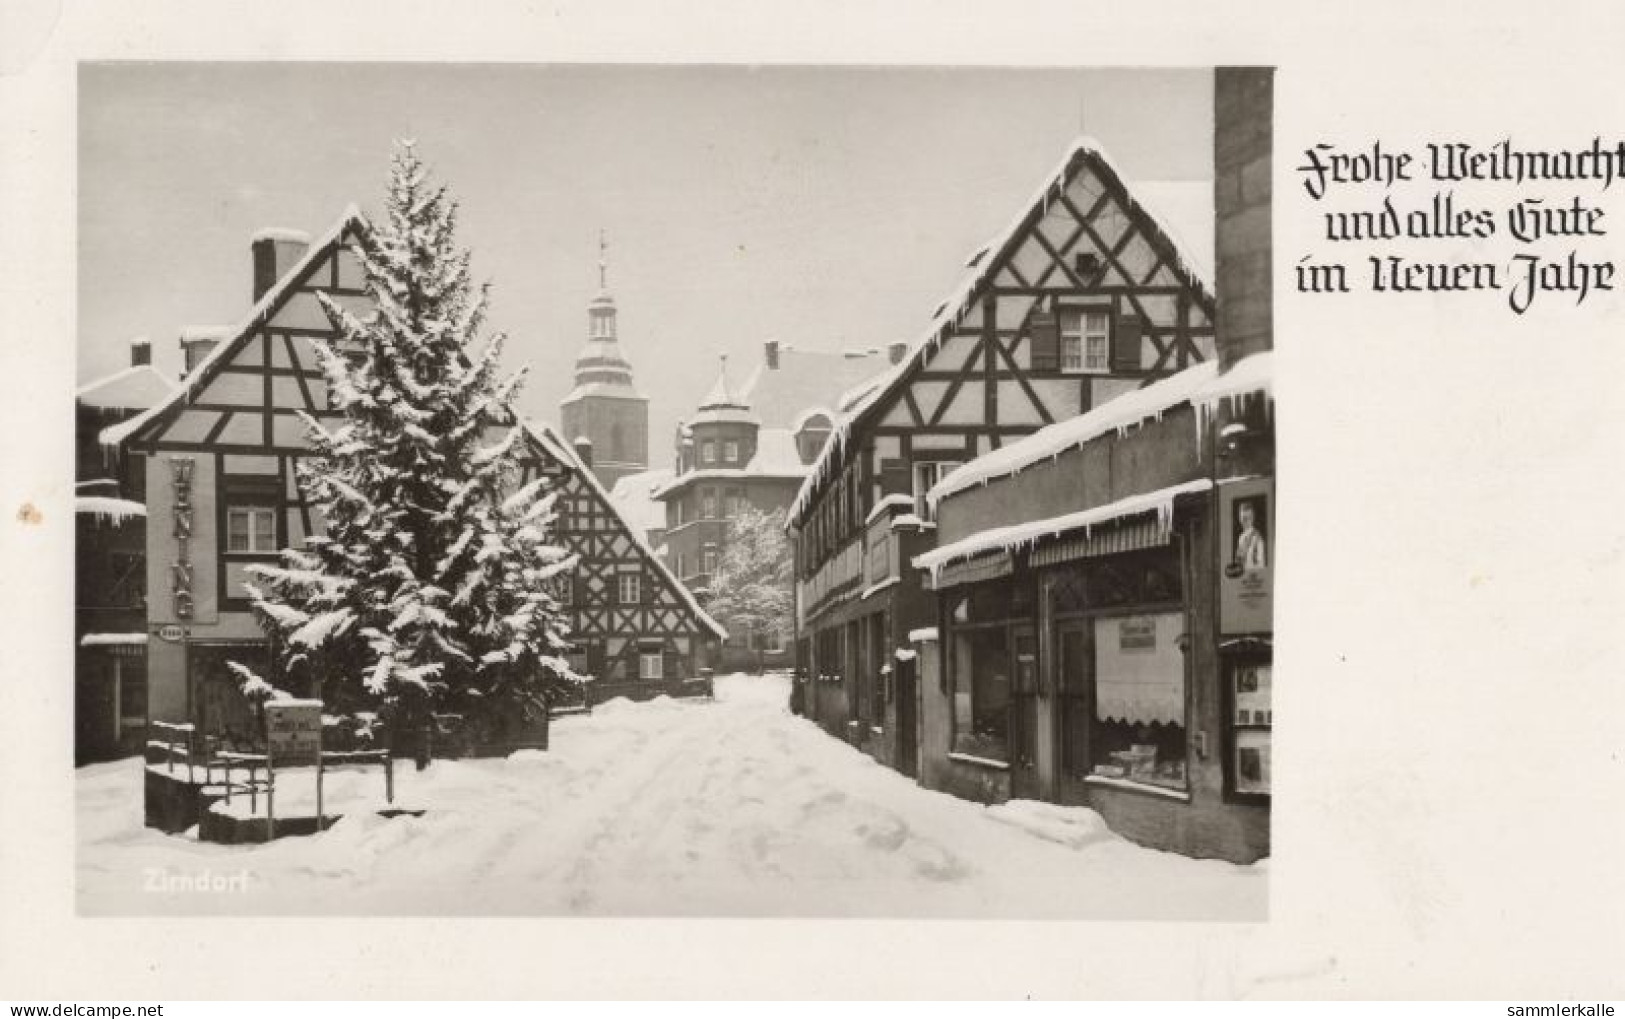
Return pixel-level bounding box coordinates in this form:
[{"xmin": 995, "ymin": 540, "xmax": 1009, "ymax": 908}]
[
  {"xmin": 1030, "ymin": 515, "xmax": 1170, "ymax": 567},
  {"xmin": 914, "ymin": 478, "xmax": 1213, "ymax": 583},
  {"xmin": 928, "ymin": 550, "xmax": 1013, "ymax": 591}
]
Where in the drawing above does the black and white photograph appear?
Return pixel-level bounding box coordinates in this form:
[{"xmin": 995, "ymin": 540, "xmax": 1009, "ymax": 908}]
[
  {"xmin": 5, "ymin": 0, "xmax": 1625, "ymax": 1003},
  {"xmin": 71, "ymin": 62, "xmax": 1273, "ymax": 919}
]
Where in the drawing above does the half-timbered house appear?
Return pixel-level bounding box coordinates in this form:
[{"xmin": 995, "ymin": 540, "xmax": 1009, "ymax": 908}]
[
  {"xmin": 107, "ymin": 207, "xmax": 723, "ymax": 743},
  {"xmin": 786, "ymin": 137, "xmax": 1216, "ymax": 778}
]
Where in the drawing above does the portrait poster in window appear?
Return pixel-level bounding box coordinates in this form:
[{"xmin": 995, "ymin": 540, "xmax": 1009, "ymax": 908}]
[{"xmin": 1220, "ymin": 478, "xmax": 1273, "ymax": 635}]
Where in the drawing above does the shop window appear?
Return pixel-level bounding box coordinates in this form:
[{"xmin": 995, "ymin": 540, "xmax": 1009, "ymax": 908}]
[
  {"xmin": 1060, "ymin": 307, "xmax": 1111, "ymax": 373},
  {"xmin": 226, "ymin": 506, "xmax": 277, "ymax": 553},
  {"xmin": 1088, "ymin": 611, "xmax": 1187, "ymax": 791},
  {"xmin": 950, "ymin": 624, "xmax": 1010, "ymax": 761},
  {"xmin": 1229, "ymin": 661, "xmax": 1273, "ymax": 796},
  {"xmin": 911, "ymin": 460, "xmax": 962, "ymax": 519}
]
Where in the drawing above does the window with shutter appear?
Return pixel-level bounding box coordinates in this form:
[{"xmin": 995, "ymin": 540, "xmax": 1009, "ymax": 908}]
[
  {"xmin": 1029, "ymin": 307, "xmax": 1059, "ymax": 371},
  {"xmin": 1113, "ymin": 310, "xmax": 1143, "ymax": 371}
]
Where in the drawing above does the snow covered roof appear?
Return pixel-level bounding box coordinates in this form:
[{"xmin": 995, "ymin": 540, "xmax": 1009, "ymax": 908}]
[
  {"xmin": 76, "ymin": 364, "xmax": 176, "ymax": 411},
  {"xmin": 608, "ymin": 468, "xmax": 673, "ymax": 536},
  {"xmin": 788, "ymin": 136, "xmax": 1216, "ymax": 527},
  {"xmin": 79, "ymin": 633, "xmax": 149, "ymax": 647},
  {"xmin": 179, "ymin": 324, "xmax": 233, "ymax": 343},
  {"xmin": 251, "ymin": 227, "xmax": 313, "ymax": 245},
  {"xmin": 651, "ymin": 428, "xmax": 810, "ymax": 500},
  {"xmin": 562, "ymin": 380, "xmax": 645, "ymax": 403},
  {"xmin": 102, "ymin": 205, "xmax": 369, "ymax": 452},
  {"xmin": 75, "ymin": 495, "xmax": 146, "ymax": 525},
  {"xmin": 523, "ymin": 419, "xmax": 727, "ymax": 641},
  {"xmin": 1194, "ymin": 350, "xmax": 1274, "ymax": 405},
  {"xmin": 913, "ymin": 478, "xmax": 1214, "ymax": 582},
  {"xmin": 928, "ymin": 359, "xmax": 1219, "ymax": 506}
]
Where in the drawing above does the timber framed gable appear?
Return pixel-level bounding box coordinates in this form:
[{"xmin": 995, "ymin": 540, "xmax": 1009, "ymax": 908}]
[{"xmin": 790, "ymin": 138, "xmax": 1216, "ymax": 586}]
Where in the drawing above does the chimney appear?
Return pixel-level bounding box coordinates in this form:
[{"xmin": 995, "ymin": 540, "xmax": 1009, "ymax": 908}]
[
  {"xmin": 129, "ymin": 337, "xmax": 152, "ymax": 368},
  {"xmin": 888, "ymin": 342, "xmax": 908, "ymax": 365},
  {"xmin": 179, "ymin": 325, "xmax": 230, "ymax": 379},
  {"xmin": 573, "ymin": 436, "xmax": 594, "ymax": 467},
  {"xmin": 251, "ymin": 228, "xmax": 313, "ymax": 302},
  {"xmin": 764, "ymin": 339, "xmax": 780, "ymax": 370}
]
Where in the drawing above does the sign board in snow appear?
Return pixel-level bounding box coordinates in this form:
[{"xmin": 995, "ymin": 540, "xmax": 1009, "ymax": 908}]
[{"xmin": 265, "ymin": 701, "xmax": 322, "ymax": 766}]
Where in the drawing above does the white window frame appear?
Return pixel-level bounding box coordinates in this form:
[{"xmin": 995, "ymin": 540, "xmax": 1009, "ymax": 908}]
[
  {"xmin": 226, "ymin": 506, "xmax": 277, "ymax": 553},
  {"xmin": 1060, "ymin": 306, "xmax": 1112, "ymax": 374},
  {"xmin": 701, "ymin": 441, "xmax": 717, "ymax": 465},
  {"xmin": 639, "ymin": 650, "xmax": 664, "ymax": 680},
  {"xmin": 702, "ymin": 490, "xmax": 718, "ymax": 519},
  {"xmin": 617, "ymin": 572, "xmax": 641, "ymax": 605},
  {"xmin": 723, "ymin": 440, "xmax": 739, "ymax": 464},
  {"xmin": 701, "ymin": 543, "xmax": 719, "ymax": 574},
  {"xmin": 911, "ymin": 460, "xmax": 962, "ymax": 520}
]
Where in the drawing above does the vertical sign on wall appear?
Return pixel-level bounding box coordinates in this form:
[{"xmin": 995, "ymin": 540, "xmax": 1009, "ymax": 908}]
[
  {"xmin": 169, "ymin": 457, "xmax": 195, "ymax": 619},
  {"xmin": 1219, "ymin": 478, "xmax": 1273, "ymax": 635}
]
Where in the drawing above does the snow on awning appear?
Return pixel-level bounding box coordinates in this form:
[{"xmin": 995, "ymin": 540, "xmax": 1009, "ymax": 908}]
[
  {"xmin": 927, "ymin": 550, "xmax": 1013, "ymax": 591},
  {"xmin": 1030, "ymin": 515, "xmax": 1170, "ymax": 567},
  {"xmin": 1193, "ymin": 351, "xmax": 1274, "ymax": 450},
  {"xmin": 79, "ymin": 633, "xmax": 149, "ymax": 647},
  {"xmin": 75, "ymin": 496, "xmax": 146, "ymax": 525},
  {"xmin": 913, "ymin": 478, "xmax": 1213, "ymax": 583},
  {"xmin": 928, "ymin": 361, "xmax": 1217, "ymax": 507}
]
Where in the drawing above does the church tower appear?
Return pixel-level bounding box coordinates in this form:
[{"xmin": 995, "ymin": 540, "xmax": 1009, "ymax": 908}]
[{"xmin": 559, "ymin": 233, "xmax": 649, "ymax": 489}]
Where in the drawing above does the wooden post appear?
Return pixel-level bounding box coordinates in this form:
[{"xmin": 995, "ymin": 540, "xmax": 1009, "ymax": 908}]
[
  {"xmin": 316, "ymin": 752, "xmax": 325, "ymax": 833},
  {"xmin": 265, "ymin": 743, "xmax": 275, "ymax": 843},
  {"xmin": 385, "ymin": 753, "xmax": 394, "ymax": 805}
]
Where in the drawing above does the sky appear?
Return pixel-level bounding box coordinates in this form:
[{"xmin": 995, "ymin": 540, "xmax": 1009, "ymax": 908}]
[{"xmin": 78, "ymin": 64, "xmax": 1213, "ymax": 452}]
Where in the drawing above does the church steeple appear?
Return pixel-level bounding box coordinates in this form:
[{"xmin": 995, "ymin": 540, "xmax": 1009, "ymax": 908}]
[{"xmin": 560, "ymin": 230, "xmax": 649, "ymax": 488}]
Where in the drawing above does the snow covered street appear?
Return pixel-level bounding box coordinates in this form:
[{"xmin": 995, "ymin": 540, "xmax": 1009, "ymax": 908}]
[{"xmin": 77, "ymin": 673, "xmax": 1266, "ymax": 917}]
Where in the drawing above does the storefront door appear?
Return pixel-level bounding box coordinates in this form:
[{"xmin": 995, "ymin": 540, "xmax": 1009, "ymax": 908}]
[
  {"xmin": 1054, "ymin": 619, "xmax": 1092, "ymax": 786},
  {"xmin": 895, "ymin": 656, "xmax": 918, "ymax": 778},
  {"xmin": 1009, "ymin": 626, "xmax": 1041, "ymax": 799}
]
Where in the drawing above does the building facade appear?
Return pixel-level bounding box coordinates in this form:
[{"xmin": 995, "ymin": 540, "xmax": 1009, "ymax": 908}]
[
  {"xmin": 657, "ymin": 345, "xmax": 898, "ymax": 669},
  {"xmin": 786, "ymin": 137, "xmax": 1217, "ymax": 776},
  {"xmin": 898, "ymin": 68, "xmax": 1275, "ymax": 863},
  {"xmin": 109, "ymin": 208, "xmax": 723, "ymax": 742},
  {"xmin": 558, "ymin": 246, "xmax": 649, "ymax": 490},
  {"xmin": 75, "ymin": 342, "xmax": 174, "ymax": 763}
]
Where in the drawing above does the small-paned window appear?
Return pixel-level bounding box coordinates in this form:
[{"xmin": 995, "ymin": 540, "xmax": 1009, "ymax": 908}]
[
  {"xmin": 1060, "ymin": 308, "xmax": 1111, "ymax": 373},
  {"xmin": 226, "ymin": 507, "xmax": 277, "ymax": 553}
]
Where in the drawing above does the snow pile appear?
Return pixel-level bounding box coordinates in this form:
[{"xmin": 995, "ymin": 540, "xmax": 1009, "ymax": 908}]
[
  {"xmin": 77, "ymin": 672, "xmax": 1264, "ymax": 918},
  {"xmin": 985, "ymin": 799, "xmax": 1111, "ymax": 849}
]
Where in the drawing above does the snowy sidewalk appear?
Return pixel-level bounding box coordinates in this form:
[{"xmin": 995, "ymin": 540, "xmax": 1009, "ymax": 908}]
[{"xmin": 77, "ymin": 673, "xmax": 1266, "ymax": 917}]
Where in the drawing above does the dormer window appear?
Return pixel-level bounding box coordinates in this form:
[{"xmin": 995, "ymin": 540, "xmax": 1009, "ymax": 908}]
[
  {"xmin": 702, "ymin": 441, "xmax": 717, "ymax": 465},
  {"xmin": 724, "ymin": 440, "xmax": 739, "ymax": 464}
]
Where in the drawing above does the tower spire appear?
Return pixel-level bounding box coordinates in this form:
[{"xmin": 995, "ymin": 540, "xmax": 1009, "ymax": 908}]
[{"xmin": 598, "ymin": 229, "xmax": 608, "ymax": 291}]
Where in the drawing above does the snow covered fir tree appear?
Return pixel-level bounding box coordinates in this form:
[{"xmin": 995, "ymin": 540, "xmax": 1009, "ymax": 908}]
[
  {"xmin": 234, "ymin": 142, "xmax": 581, "ymax": 762},
  {"xmin": 703, "ymin": 506, "xmax": 794, "ymax": 674}
]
